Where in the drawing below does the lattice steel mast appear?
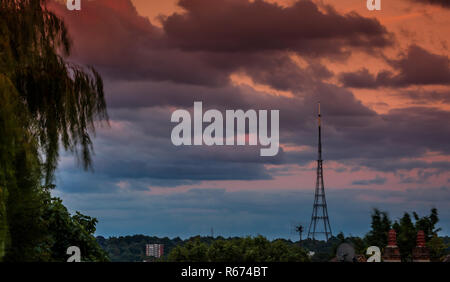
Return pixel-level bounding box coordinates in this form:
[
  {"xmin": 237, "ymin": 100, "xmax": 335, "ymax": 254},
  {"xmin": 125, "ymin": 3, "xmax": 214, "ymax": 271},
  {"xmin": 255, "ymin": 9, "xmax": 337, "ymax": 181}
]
[{"xmin": 307, "ymin": 102, "xmax": 332, "ymax": 240}]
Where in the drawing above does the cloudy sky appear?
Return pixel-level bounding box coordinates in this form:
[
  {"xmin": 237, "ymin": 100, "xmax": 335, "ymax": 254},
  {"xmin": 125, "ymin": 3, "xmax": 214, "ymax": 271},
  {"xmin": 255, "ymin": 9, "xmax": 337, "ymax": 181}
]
[{"xmin": 48, "ymin": 0, "xmax": 450, "ymax": 239}]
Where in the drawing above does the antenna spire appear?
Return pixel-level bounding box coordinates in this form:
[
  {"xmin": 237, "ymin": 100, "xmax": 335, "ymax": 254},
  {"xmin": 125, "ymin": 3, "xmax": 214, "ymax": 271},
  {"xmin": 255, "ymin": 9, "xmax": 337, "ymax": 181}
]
[
  {"xmin": 308, "ymin": 103, "xmax": 332, "ymax": 241},
  {"xmin": 318, "ymin": 102, "xmax": 321, "ymax": 127},
  {"xmin": 318, "ymin": 102, "xmax": 322, "ymax": 161}
]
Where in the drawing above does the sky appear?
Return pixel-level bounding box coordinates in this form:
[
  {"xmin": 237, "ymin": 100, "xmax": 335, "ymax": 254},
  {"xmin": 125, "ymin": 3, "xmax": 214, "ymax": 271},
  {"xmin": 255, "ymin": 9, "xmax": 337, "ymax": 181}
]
[{"xmin": 48, "ymin": 0, "xmax": 450, "ymax": 240}]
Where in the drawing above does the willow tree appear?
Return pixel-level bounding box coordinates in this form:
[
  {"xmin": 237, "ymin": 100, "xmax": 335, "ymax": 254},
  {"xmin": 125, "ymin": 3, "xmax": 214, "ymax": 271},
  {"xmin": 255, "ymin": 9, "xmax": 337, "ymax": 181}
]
[{"xmin": 0, "ymin": 0, "xmax": 108, "ymax": 261}]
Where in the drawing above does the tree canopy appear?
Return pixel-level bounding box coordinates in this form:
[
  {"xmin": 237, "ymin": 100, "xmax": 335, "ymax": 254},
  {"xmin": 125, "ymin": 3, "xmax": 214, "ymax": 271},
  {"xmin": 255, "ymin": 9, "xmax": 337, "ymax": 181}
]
[
  {"xmin": 365, "ymin": 208, "xmax": 447, "ymax": 261},
  {"xmin": 167, "ymin": 236, "xmax": 310, "ymax": 262}
]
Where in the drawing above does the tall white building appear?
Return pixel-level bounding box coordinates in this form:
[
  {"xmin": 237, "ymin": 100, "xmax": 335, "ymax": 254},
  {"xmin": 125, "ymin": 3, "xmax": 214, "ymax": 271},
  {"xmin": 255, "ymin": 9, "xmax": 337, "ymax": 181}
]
[{"xmin": 145, "ymin": 244, "xmax": 164, "ymax": 258}]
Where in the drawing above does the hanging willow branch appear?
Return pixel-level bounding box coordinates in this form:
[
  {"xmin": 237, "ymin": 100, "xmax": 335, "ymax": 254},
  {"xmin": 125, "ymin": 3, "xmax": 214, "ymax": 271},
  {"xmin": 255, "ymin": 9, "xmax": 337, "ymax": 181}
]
[{"xmin": 0, "ymin": 0, "xmax": 108, "ymax": 184}]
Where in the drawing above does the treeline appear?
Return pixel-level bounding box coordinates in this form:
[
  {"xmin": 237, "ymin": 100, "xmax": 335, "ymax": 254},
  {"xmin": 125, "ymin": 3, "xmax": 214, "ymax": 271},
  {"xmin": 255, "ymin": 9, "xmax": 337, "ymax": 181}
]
[
  {"xmin": 166, "ymin": 236, "xmax": 309, "ymax": 262},
  {"xmin": 97, "ymin": 235, "xmax": 183, "ymax": 262},
  {"xmin": 97, "ymin": 235, "xmax": 310, "ymax": 262}
]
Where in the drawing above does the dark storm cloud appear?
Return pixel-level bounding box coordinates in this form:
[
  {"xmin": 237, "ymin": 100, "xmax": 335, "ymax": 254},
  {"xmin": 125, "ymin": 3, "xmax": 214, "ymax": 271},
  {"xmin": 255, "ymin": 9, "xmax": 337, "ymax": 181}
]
[
  {"xmin": 61, "ymin": 103, "xmax": 450, "ymax": 186},
  {"xmin": 49, "ymin": 0, "xmax": 450, "ymax": 185},
  {"xmin": 339, "ymin": 45, "xmax": 450, "ymax": 88},
  {"xmin": 76, "ymin": 107, "xmax": 280, "ymax": 184},
  {"xmin": 162, "ymin": 0, "xmax": 392, "ymax": 56},
  {"xmin": 322, "ymin": 107, "xmax": 450, "ymax": 170},
  {"xmin": 352, "ymin": 176, "xmax": 387, "ymax": 185},
  {"xmin": 357, "ymin": 159, "xmax": 450, "ymax": 173},
  {"xmin": 48, "ymin": 0, "xmax": 230, "ymax": 85},
  {"xmin": 94, "ymin": 158, "xmax": 273, "ymax": 181},
  {"xmin": 410, "ymin": 0, "xmax": 450, "ymax": 8},
  {"xmin": 395, "ymin": 89, "xmax": 450, "ymax": 105},
  {"xmin": 241, "ymin": 54, "xmax": 334, "ymax": 92},
  {"xmin": 49, "ymin": 0, "xmax": 392, "ymax": 86},
  {"xmin": 338, "ymin": 68, "xmax": 378, "ymax": 88},
  {"xmin": 104, "ymin": 80, "xmax": 252, "ymax": 109},
  {"xmin": 91, "ymin": 77, "xmax": 450, "ymax": 183},
  {"xmin": 104, "ymin": 78, "xmax": 373, "ymax": 123}
]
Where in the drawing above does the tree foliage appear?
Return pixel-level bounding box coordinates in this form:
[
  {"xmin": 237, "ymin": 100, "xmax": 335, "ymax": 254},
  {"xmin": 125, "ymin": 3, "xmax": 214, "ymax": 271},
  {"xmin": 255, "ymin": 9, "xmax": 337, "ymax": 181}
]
[
  {"xmin": 167, "ymin": 236, "xmax": 310, "ymax": 262},
  {"xmin": 1, "ymin": 0, "xmax": 107, "ymax": 184},
  {"xmin": 39, "ymin": 196, "xmax": 109, "ymax": 262},
  {"xmin": 0, "ymin": 0, "xmax": 108, "ymax": 261},
  {"xmin": 365, "ymin": 208, "xmax": 446, "ymax": 261},
  {"xmin": 393, "ymin": 213, "xmax": 417, "ymax": 261},
  {"xmin": 364, "ymin": 209, "xmax": 391, "ymax": 248}
]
